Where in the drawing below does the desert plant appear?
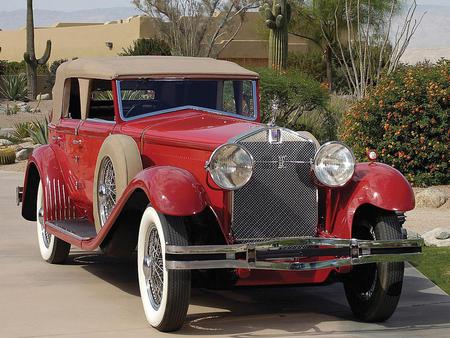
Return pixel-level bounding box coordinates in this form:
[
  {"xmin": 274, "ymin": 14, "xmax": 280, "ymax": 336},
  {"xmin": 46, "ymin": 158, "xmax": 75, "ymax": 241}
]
[
  {"xmin": 120, "ymin": 38, "xmax": 171, "ymax": 56},
  {"xmin": 0, "ymin": 61, "xmax": 6, "ymax": 76},
  {"xmin": 0, "ymin": 147, "xmax": 16, "ymax": 165},
  {"xmin": 340, "ymin": 59, "xmax": 449, "ymax": 186},
  {"xmin": 288, "ymin": 51, "xmax": 327, "ymax": 82},
  {"xmin": 255, "ymin": 67, "xmax": 328, "ymax": 127},
  {"xmin": 261, "ymin": 0, "xmax": 292, "ymax": 71},
  {"xmin": 24, "ymin": 0, "xmax": 52, "ymax": 99},
  {"xmin": 13, "ymin": 122, "xmax": 31, "ymax": 140},
  {"xmin": 47, "ymin": 59, "xmax": 67, "ymax": 90},
  {"xmin": 27, "ymin": 117, "xmax": 49, "ymax": 145},
  {"xmin": 0, "ymin": 75, "xmax": 28, "ymax": 100},
  {"xmin": 4, "ymin": 103, "xmax": 20, "ymax": 115}
]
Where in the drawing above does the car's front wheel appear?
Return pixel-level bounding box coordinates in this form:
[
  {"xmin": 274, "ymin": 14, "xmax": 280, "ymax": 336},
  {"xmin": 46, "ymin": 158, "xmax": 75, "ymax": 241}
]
[
  {"xmin": 344, "ymin": 212, "xmax": 404, "ymax": 322},
  {"xmin": 137, "ymin": 207, "xmax": 191, "ymax": 332},
  {"xmin": 36, "ymin": 181, "xmax": 70, "ymax": 264}
]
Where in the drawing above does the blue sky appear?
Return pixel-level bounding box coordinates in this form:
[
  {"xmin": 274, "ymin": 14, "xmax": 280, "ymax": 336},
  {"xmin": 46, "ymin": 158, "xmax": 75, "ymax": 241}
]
[{"xmin": 0, "ymin": 0, "xmax": 449, "ymax": 11}]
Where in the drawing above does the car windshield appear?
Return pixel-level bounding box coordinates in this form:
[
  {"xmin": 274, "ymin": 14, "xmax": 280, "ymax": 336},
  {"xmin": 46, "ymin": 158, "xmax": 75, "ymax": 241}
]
[{"xmin": 117, "ymin": 79, "xmax": 256, "ymax": 120}]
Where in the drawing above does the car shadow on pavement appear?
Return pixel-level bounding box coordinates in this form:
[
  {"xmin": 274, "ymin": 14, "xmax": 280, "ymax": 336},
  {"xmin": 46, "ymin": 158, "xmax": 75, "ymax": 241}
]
[{"xmin": 68, "ymin": 252, "xmax": 450, "ymax": 336}]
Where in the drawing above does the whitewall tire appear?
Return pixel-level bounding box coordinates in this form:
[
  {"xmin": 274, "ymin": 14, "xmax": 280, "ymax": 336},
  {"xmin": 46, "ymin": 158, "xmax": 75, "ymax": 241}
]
[
  {"xmin": 137, "ymin": 207, "xmax": 190, "ymax": 332},
  {"xmin": 36, "ymin": 181, "xmax": 70, "ymax": 264}
]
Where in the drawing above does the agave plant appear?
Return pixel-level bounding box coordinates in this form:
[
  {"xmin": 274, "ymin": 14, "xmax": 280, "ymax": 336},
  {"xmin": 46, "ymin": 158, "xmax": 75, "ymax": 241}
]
[
  {"xmin": 26, "ymin": 117, "xmax": 48, "ymax": 145},
  {"xmin": 0, "ymin": 74, "xmax": 28, "ymax": 100},
  {"xmin": 13, "ymin": 122, "xmax": 31, "ymax": 141}
]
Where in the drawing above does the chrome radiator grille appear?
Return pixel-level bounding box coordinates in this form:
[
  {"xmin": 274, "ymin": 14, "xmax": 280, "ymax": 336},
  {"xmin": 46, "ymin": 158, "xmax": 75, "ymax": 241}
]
[{"xmin": 232, "ymin": 128, "xmax": 318, "ymax": 243}]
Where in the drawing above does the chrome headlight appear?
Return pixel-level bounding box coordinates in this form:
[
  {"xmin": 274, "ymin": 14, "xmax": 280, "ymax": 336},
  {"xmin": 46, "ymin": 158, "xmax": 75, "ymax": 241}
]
[
  {"xmin": 314, "ymin": 142, "xmax": 355, "ymax": 187},
  {"xmin": 206, "ymin": 144, "xmax": 254, "ymax": 190}
]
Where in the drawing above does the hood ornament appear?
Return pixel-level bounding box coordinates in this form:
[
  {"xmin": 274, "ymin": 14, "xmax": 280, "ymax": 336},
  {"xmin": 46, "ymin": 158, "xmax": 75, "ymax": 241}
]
[{"xmin": 268, "ymin": 115, "xmax": 277, "ymax": 127}]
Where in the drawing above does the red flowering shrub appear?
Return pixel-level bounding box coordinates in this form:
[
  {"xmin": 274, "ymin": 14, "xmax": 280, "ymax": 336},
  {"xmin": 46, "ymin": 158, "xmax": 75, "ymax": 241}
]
[{"xmin": 340, "ymin": 60, "xmax": 449, "ymax": 186}]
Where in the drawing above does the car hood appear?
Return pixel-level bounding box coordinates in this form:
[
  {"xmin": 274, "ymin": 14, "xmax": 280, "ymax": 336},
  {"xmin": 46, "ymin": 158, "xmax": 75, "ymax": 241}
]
[{"xmin": 132, "ymin": 109, "xmax": 262, "ymax": 151}]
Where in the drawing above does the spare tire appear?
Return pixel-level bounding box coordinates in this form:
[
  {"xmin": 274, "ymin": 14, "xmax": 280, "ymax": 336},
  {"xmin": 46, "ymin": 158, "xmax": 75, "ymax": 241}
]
[{"xmin": 93, "ymin": 135, "xmax": 142, "ymax": 232}]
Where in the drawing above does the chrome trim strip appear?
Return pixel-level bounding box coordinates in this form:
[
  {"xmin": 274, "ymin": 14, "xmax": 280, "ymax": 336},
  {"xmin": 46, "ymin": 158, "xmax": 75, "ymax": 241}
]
[{"xmin": 165, "ymin": 237, "xmax": 423, "ymax": 271}]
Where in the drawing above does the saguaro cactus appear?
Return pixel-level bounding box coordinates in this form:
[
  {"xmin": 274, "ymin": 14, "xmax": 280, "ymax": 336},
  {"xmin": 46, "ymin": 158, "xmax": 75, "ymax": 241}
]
[
  {"xmin": 262, "ymin": 0, "xmax": 291, "ymax": 72},
  {"xmin": 24, "ymin": 0, "xmax": 51, "ymax": 100}
]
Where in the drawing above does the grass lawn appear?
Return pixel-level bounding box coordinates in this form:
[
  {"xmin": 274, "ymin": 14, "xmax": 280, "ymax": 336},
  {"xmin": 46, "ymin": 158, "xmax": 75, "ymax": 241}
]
[{"xmin": 409, "ymin": 246, "xmax": 450, "ymax": 295}]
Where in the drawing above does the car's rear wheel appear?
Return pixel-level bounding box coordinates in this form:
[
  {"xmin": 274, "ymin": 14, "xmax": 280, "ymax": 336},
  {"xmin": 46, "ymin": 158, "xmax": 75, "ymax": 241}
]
[
  {"xmin": 137, "ymin": 207, "xmax": 191, "ymax": 332},
  {"xmin": 344, "ymin": 212, "xmax": 404, "ymax": 322},
  {"xmin": 36, "ymin": 181, "xmax": 70, "ymax": 264}
]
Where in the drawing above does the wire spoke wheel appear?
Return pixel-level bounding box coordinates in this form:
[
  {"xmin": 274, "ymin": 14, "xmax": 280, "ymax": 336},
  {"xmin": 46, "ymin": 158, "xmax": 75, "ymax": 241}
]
[
  {"xmin": 38, "ymin": 207, "xmax": 52, "ymax": 248},
  {"xmin": 144, "ymin": 226, "xmax": 164, "ymax": 310},
  {"xmin": 98, "ymin": 156, "xmax": 117, "ymax": 227}
]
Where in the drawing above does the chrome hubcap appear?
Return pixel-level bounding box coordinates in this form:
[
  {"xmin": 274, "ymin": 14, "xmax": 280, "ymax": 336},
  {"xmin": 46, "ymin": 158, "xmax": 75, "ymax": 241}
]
[
  {"xmin": 98, "ymin": 157, "xmax": 116, "ymax": 227},
  {"xmin": 143, "ymin": 227, "xmax": 164, "ymax": 310}
]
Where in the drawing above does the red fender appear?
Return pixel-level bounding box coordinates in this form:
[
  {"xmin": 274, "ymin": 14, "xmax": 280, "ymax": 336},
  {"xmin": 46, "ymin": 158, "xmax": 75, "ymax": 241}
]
[
  {"xmin": 22, "ymin": 145, "xmax": 79, "ymax": 221},
  {"xmin": 331, "ymin": 162, "xmax": 415, "ymax": 238},
  {"xmin": 129, "ymin": 166, "xmax": 207, "ymax": 216}
]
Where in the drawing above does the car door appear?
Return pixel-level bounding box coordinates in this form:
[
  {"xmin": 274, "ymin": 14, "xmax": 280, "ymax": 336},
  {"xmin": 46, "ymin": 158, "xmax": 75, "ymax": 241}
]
[
  {"xmin": 76, "ymin": 79, "xmax": 116, "ymax": 216},
  {"xmin": 49, "ymin": 78, "xmax": 84, "ymax": 205}
]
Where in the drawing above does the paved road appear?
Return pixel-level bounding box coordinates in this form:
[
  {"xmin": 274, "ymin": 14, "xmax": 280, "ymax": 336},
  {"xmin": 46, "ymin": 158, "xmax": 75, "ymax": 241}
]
[{"xmin": 1, "ymin": 170, "xmax": 450, "ymax": 338}]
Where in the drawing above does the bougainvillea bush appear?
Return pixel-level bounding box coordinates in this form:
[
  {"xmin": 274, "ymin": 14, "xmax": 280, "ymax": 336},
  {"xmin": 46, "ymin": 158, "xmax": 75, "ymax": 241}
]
[{"xmin": 340, "ymin": 59, "xmax": 449, "ymax": 187}]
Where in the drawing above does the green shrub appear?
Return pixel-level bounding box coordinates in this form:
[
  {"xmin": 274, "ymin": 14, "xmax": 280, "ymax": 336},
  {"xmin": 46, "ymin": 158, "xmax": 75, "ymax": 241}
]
[
  {"xmin": 120, "ymin": 38, "xmax": 171, "ymax": 56},
  {"xmin": 340, "ymin": 59, "xmax": 450, "ymax": 186},
  {"xmin": 0, "ymin": 75, "xmax": 27, "ymax": 100},
  {"xmin": 27, "ymin": 117, "xmax": 49, "ymax": 145},
  {"xmin": 288, "ymin": 51, "xmax": 327, "ymax": 82},
  {"xmin": 47, "ymin": 59, "xmax": 67, "ymax": 89},
  {"xmin": 255, "ymin": 67, "xmax": 329, "ymax": 134},
  {"xmin": 0, "ymin": 60, "xmax": 6, "ymax": 76}
]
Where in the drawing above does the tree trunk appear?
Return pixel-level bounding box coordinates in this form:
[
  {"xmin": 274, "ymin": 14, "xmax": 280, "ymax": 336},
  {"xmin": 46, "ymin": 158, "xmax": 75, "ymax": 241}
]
[{"xmin": 326, "ymin": 45, "xmax": 333, "ymax": 92}]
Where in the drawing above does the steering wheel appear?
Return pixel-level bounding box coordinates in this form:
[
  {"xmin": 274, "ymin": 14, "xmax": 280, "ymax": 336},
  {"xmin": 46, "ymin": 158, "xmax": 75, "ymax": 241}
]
[{"xmin": 123, "ymin": 101, "xmax": 147, "ymax": 118}]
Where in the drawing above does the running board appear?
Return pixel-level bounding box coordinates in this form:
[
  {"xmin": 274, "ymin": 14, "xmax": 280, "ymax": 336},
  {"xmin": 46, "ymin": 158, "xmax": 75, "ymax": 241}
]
[{"xmin": 46, "ymin": 219, "xmax": 97, "ymax": 242}]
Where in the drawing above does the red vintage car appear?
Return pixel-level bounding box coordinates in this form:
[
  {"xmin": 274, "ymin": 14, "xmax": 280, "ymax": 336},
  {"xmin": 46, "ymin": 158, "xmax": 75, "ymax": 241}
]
[{"xmin": 18, "ymin": 56, "xmax": 422, "ymax": 332}]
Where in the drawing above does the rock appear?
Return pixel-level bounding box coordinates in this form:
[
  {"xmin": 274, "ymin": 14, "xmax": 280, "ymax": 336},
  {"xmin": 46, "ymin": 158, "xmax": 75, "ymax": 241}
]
[
  {"xmin": 15, "ymin": 148, "xmax": 34, "ymax": 161},
  {"xmin": 440, "ymin": 200, "xmax": 450, "ymax": 209},
  {"xmin": 406, "ymin": 229, "xmax": 420, "ymax": 239},
  {"xmin": 18, "ymin": 141, "xmax": 34, "ymax": 149},
  {"xmin": 10, "ymin": 144, "xmax": 23, "ymax": 152},
  {"xmin": 0, "ymin": 128, "xmax": 15, "ymax": 138},
  {"xmin": 0, "ymin": 139, "xmax": 13, "ymax": 146},
  {"xmin": 436, "ymin": 231, "xmax": 450, "ymax": 240},
  {"xmin": 416, "ymin": 187, "xmax": 448, "ymax": 208},
  {"xmin": 36, "ymin": 93, "xmax": 51, "ymax": 100},
  {"xmin": 422, "ymin": 227, "xmax": 450, "ymax": 247}
]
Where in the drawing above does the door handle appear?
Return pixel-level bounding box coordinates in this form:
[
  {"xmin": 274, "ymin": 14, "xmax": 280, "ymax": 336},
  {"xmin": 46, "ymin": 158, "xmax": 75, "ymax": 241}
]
[
  {"xmin": 52, "ymin": 136, "xmax": 62, "ymax": 142},
  {"xmin": 72, "ymin": 139, "xmax": 82, "ymax": 145}
]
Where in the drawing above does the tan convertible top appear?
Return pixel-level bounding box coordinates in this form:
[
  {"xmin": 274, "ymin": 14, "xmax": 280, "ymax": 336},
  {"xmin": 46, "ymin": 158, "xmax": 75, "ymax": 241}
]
[
  {"xmin": 52, "ymin": 56, "xmax": 258, "ymax": 122},
  {"xmin": 56, "ymin": 56, "xmax": 259, "ymax": 80}
]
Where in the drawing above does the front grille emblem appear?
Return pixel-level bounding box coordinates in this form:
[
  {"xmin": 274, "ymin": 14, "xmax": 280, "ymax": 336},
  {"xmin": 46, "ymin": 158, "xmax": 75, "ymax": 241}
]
[
  {"xmin": 268, "ymin": 128, "xmax": 282, "ymax": 144},
  {"xmin": 278, "ymin": 155, "xmax": 287, "ymax": 169}
]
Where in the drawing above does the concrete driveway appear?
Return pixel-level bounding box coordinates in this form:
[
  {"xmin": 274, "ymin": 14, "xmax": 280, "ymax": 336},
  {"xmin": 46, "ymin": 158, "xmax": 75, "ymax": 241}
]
[{"xmin": 1, "ymin": 170, "xmax": 449, "ymax": 338}]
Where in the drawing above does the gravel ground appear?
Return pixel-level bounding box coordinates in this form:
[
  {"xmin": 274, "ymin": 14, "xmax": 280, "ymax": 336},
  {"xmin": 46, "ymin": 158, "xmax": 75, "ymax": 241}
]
[{"xmin": 0, "ymin": 99, "xmax": 51, "ymax": 128}]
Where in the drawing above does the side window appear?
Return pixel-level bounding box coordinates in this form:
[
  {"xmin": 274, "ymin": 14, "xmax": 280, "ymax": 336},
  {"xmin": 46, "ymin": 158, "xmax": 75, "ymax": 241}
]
[
  {"xmin": 88, "ymin": 80, "xmax": 115, "ymax": 121},
  {"xmin": 222, "ymin": 80, "xmax": 255, "ymax": 118},
  {"xmin": 67, "ymin": 78, "xmax": 81, "ymax": 119}
]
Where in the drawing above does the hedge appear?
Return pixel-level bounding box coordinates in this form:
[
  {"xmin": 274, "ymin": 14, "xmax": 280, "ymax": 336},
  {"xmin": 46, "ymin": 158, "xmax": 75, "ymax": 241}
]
[{"xmin": 340, "ymin": 59, "xmax": 449, "ymax": 186}]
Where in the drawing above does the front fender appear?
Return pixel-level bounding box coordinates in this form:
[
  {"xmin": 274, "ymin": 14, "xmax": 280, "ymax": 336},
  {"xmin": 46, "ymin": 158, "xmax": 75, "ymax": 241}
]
[
  {"xmin": 331, "ymin": 162, "xmax": 415, "ymax": 238},
  {"xmin": 129, "ymin": 166, "xmax": 207, "ymax": 216},
  {"xmin": 22, "ymin": 145, "xmax": 67, "ymax": 221}
]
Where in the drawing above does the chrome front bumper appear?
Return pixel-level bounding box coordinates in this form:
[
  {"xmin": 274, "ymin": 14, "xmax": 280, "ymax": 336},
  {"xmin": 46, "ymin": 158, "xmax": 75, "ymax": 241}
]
[{"xmin": 165, "ymin": 237, "xmax": 423, "ymax": 271}]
